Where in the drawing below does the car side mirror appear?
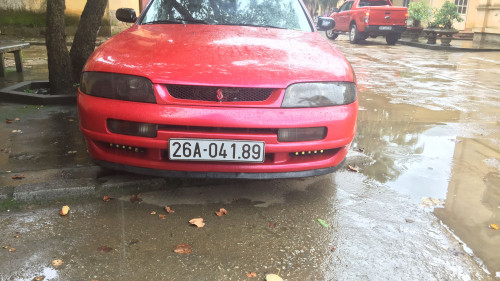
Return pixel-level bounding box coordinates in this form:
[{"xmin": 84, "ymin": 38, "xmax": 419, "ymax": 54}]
[
  {"xmin": 333, "ymin": 8, "xmax": 339, "ymax": 13},
  {"xmin": 116, "ymin": 8, "xmax": 137, "ymax": 23},
  {"xmin": 316, "ymin": 17, "xmax": 335, "ymax": 31}
]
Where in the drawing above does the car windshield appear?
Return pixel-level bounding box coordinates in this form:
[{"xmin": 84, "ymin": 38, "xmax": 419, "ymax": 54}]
[
  {"xmin": 141, "ymin": 0, "xmax": 313, "ymax": 31},
  {"xmin": 358, "ymin": 0, "xmax": 390, "ymax": 6}
]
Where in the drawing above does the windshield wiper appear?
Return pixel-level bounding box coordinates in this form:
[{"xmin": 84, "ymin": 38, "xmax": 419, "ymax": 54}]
[
  {"xmin": 142, "ymin": 19, "xmax": 208, "ymax": 25},
  {"xmin": 142, "ymin": 20, "xmax": 184, "ymax": 25},
  {"xmin": 174, "ymin": 18, "xmax": 209, "ymax": 24},
  {"xmin": 218, "ymin": 23, "xmax": 286, "ymax": 29}
]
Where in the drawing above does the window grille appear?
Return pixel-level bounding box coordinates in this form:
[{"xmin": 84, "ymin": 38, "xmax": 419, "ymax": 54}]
[{"xmin": 455, "ymin": 0, "xmax": 467, "ymax": 14}]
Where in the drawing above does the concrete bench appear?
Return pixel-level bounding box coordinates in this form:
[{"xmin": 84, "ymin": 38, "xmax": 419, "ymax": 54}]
[{"xmin": 0, "ymin": 42, "xmax": 30, "ymax": 77}]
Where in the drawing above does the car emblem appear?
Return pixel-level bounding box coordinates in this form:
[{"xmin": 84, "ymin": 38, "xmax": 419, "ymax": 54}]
[{"xmin": 217, "ymin": 88, "xmax": 224, "ymax": 102}]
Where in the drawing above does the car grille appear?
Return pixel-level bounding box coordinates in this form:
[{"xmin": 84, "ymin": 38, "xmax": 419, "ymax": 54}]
[{"xmin": 166, "ymin": 85, "xmax": 274, "ymax": 102}]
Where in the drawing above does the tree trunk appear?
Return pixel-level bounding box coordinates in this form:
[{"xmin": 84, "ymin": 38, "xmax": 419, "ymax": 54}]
[
  {"xmin": 46, "ymin": 0, "xmax": 73, "ymax": 95},
  {"xmin": 69, "ymin": 0, "xmax": 108, "ymax": 83}
]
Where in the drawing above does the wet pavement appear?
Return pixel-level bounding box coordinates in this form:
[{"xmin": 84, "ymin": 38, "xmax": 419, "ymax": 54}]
[{"xmin": 0, "ymin": 36, "xmax": 499, "ymax": 280}]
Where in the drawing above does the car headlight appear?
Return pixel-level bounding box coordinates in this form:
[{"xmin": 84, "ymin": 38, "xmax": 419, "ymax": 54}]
[
  {"xmin": 80, "ymin": 72, "xmax": 156, "ymax": 103},
  {"xmin": 281, "ymin": 82, "xmax": 357, "ymax": 108}
]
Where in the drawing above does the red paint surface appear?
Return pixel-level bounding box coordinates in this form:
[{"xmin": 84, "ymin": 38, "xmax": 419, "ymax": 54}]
[
  {"xmin": 330, "ymin": 0, "xmax": 407, "ymax": 33},
  {"xmin": 79, "ymin": 22, "xmax": 358, "ymax": 176}
]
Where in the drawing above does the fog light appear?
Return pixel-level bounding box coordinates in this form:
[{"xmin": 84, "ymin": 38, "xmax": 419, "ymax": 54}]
[
  {"xmin": 108, "ymin": 143, "xmax": 145, "ymax": 153},
  {"xmin": 107, "ymin": 119, "xmax": 157, "ymax": 138},
  {"xmin": 278, "ymin": 127, "xmax": 327, "ymax": 142}
]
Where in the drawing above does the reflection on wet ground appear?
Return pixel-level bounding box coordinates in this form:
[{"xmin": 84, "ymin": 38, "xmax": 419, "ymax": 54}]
[
  {"xmin": 0, "ymin": 175, "xmax": 490, "ymax": 280},
  {"xmin": 333, "ymin": 36, "xmax": 500, "ymax": 275},
  {"xmin": 0, "ymin": 45, "xmax": 49, "ymax": 89},
  {"xmin": 0, "ymin": 37, "xmax": 499, "ymax": 279},
  {"xmin": 0, "ymin": 104, "xmax": 91, "ymax": 174}
]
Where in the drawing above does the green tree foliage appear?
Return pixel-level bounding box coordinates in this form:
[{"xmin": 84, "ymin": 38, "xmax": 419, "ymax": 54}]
[
  {"xmin": 432, "ymin": 0, "xmax": 462, "ymax": 29},
  {"xmin": 303, "ymin": 0, "xmax": 339, "ymax": 17}
]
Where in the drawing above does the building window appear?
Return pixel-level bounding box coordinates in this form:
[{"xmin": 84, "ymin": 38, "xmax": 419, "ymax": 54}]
[
  {"xmin": 455, "ymin": 0, "xmax": 467, "ymax": 14},
  {"xmin": 403, "ymin": 0, "xmax": 411, "ymax": 7}
]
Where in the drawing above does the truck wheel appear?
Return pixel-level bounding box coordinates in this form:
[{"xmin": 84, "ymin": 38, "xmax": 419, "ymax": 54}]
[
  {"xmin": 349, "ymin": 23, "xmax": 361, "ymax": 44},
  {"xmin": 386, "ymin": 33, "xmax": 399, "ymax": 45},
  {"xmin": 326, "ymin": 29, "xmax": 338, "ymax": 40}
]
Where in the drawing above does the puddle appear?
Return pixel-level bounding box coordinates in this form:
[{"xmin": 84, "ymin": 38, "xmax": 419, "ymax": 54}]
[
  {"xmin": 386, "ymin": 126, "xmax": 457, "ymax": 203},
  {"xmin": 333, "ymin": 38, "xmax": 500, "ymax": 275},
  {"xmin": 0, "ymin": 45, "xmax": 49, "ymax": 90},
  {"xmin": 1, "ymin": 37, "xmax": 498, "ymax": 279}
]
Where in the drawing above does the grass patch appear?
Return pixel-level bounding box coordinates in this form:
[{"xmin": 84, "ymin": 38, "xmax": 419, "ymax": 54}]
[{"xmin": 0, "ymin": 198, "xmax": 22, "ymax": 211}]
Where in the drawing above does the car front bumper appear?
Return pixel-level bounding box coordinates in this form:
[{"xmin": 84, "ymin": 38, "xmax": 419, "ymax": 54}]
[{"xmin": 78, "ymin": 92, "xmax": 358, "ymax": 178}]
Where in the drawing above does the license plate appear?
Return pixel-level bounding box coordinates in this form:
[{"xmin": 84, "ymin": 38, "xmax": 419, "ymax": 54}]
[
  {"xmin": 168, "ymin": 139, "xmax": 265, "ymax": 163},
  {"xmin": 379, "ymin": 26, "xmax": 392, "ymax": 30}
]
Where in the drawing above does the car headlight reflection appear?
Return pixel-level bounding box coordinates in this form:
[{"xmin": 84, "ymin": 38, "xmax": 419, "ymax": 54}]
[
  {"xmin": 80, "ymin": 72, "xmax": 156, "ymax": 103},
  {"xmin": 281, "ymin": 82, "xmax": 357, "ymax": 108}
]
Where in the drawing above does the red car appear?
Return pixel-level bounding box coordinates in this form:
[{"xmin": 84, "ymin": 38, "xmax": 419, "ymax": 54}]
[
  {"xmin": 326, "ymin": 0, "xmax": 408, "ymax": 45},
  {"xmin": 78, "ymin": 0, "xmax": 358, "ymax": 179}
]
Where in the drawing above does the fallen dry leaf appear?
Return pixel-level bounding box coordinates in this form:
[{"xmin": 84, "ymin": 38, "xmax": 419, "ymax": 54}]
[
  {"xmin": 12, "ymin": 174, "xmax": 25, "ymax": 180},
  {"xmin": 150, "ymin": 211, "xmax": 157, "ymax": 215},
  {"xmin": 490, "ymin": 224, "xmax": 499, "ymax": 230},
  {"xmin": 130, "ymin": 193, "xmax": 143, "ymax": 203},
  {"xmin": 14, "ymin": 234, "xmax": 21, "ymax": 238},
  {"xmin": 266, "ymin": 274, "xmax": 283, "ymax": 281},
  {"xmin": 173, "ymin": 243, "xmax": 193, "ymax": 254},
  {"xmin": 348, "ymin": 165, "xmax": 359, "ymax": 172},
  {"xmin": 158, "ymin": 214, "xmax": 166, "ymax": 220},
  {"xmin": 59, "ymin": 205, "xmax": 70, "ymax": 216},
  {"xmin": 68, "ymin": 119, "xmax": 75, "ymax": 122},
  {"xmin": 6, "ymin": 118, "xmax": 12, "ymax": 124},
  {"xmin": 8, "ymin": 248, "xmax": 16, "ymax": 252},
  {"xmin": 164, "ymin": 206, "xmax": 175, "ymax": 214},
  {"xmin": 128, "ymin": 239, "xmax": 139, "ymax": 246},
  {"xmin": 189, "ymin": 218, "xmax": 205, "ymax": 228},
  {"xmin": 15, "ymin": 118, "xmax": 20, "ymax": 122},
  {"xmin": 11, "ymin": 130, "xmax": 22, "ymax": 133},
  {"xmin": 97, "ymin": 246, "xmax": 113, "ymax": 252},
  {"xmin": 246, "ymin": 272, "xmax": 257, "ymax": 278},
  {"xmin": 102, "ymin": 195, "xmax": 112, "ymax": 202},
  {"xmin": 3, "ymin": 245, "xmax": 9, "ymax": 249},
  {"xmin": 215, "ymin": 208, "xmax": 228, "ymax": 217},
  {"xmin": 420, "ymin": 197, "xmax": 445, "ymax": 208},
  {"xmin": 32, "ymin": 276, "xmax": 45, "ymax": 281},
  {"xmin": 51, "ymin": 259, "xmax": 63, "ymax": 267},
  {"xmin": 405, "ymin": 219, "xmax": 415, "ymax": 223}
]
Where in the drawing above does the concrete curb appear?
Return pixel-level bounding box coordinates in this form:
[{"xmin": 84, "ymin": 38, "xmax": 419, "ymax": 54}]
[
  {"xmin": 0, "ymin": 81, "xmax": 77, "ymax": 105},
  {"xmin": 398, "ymin": 38, "xmax": 500, "ymax": 52},
  {"xmin": 1, "ymin": 165, "xmax": 169, "ymax": 204},
  {"xmin": 13, "ymin": 180, "xmax": 96, "ymax": 201}
]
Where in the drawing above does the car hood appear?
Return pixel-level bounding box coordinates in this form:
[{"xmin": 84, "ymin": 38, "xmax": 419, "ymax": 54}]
[{"xmin": 85, "ymin": 24, "xmax": 354, "ymax": 88}]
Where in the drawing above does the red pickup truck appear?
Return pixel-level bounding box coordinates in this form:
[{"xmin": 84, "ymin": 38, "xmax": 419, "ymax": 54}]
[{"xmin": 326, "ymin": 0, "xmax": 407, "ymax": 45}]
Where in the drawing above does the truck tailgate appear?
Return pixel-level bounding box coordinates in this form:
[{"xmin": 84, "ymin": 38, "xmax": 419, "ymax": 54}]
[{"xmin": 368, "ymin": 7, "xmax": 407, "ymax": 26}]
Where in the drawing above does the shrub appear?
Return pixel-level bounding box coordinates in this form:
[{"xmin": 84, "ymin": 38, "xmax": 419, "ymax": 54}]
[
  {"xmin": 408, "ymin": 2, "xmax": 432, "ymax": 27},
  {"xmin": 432, "ymin": 0, "xmax": 463, "ymax": 29}
]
